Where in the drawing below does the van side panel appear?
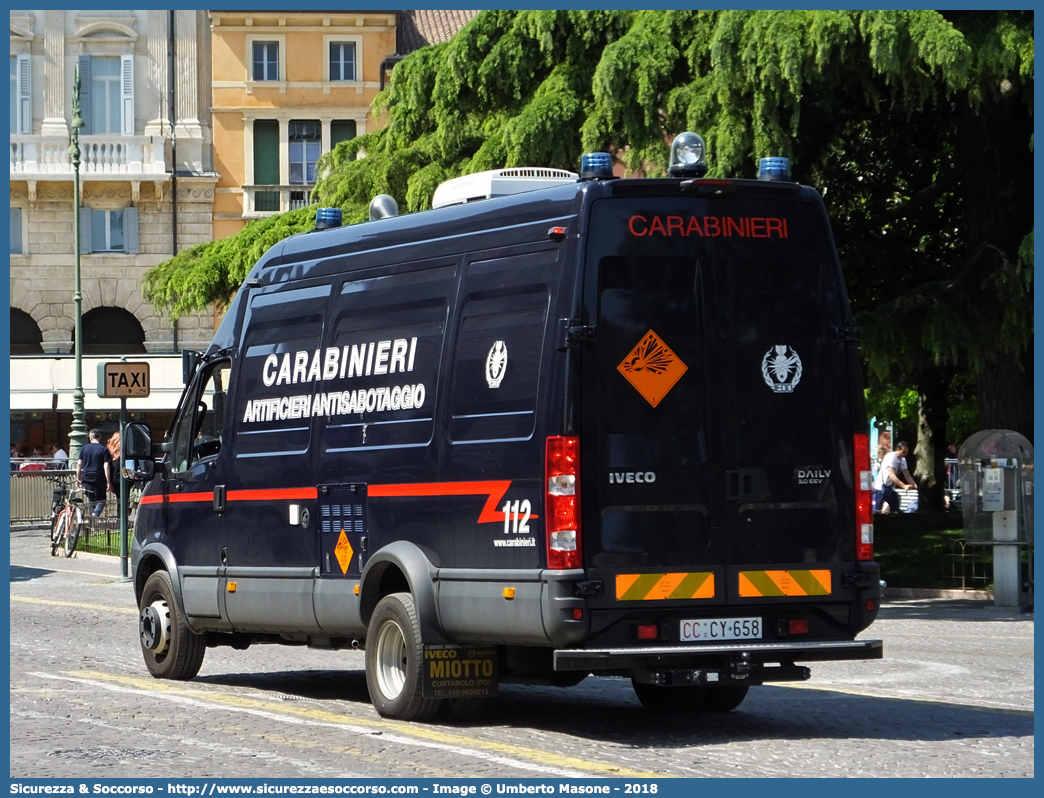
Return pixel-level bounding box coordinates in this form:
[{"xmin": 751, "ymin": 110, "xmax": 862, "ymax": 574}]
[
  {"xmin": 221, "ymin": 283, "xmax": 331, "ymax": 633},
  {"xmin": 320, "ymin": 257, "xmax": 458, "ymax": 570},
  {"xmin": 434, "ymin": 240, "xmax": 579, "ymax": 642}
]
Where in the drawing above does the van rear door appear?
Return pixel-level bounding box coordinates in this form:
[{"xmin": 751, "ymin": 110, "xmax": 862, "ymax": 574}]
[{"xmin": 580, "ymin": 188, "xmax": 857, "ymax": 617}]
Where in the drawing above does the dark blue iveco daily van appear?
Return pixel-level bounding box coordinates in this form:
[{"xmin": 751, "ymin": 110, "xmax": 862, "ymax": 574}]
[{"xmin": 124, "ymin": 134, "xmax": 882, "ymax": 720}]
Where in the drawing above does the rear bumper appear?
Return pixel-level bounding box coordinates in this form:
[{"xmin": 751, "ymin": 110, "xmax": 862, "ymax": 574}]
[{"xmin": 554, "ymin": 638, "xmax": 882, "ymax": 672}]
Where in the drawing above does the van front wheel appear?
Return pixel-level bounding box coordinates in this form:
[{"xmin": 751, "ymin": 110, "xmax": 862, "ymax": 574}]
[
  {"xmin": 138, "ymin": 570, "xmax": 205, "ymax": 680},
  {"xmin": 365, "ymin": 593, "xmax": 442, "ymax": 721}
]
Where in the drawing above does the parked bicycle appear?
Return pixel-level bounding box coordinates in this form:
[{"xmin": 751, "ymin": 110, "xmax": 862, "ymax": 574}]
[
  {"xmin": 49, "ymin": 480, "xmax": 67, "ymax": 529},
  {"xmin": 50, "ymin": 486, "xmax": 86, "ymax": 557}
]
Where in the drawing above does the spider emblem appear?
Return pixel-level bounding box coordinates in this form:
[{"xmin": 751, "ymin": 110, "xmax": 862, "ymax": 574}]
[{"xmin": 761, "ymin": 344, "xmax": 802, "ymax": 393}]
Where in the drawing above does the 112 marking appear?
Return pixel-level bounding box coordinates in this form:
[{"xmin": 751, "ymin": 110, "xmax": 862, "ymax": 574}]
[{"xmin": 501, "ymin": 500, "xmax": 531, "ymax": 534}]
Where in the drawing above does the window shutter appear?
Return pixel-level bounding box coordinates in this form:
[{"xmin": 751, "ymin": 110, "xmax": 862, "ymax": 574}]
[
  {"xmin": 17, "ymin": 54, "xmax": 32, "ymax": 135},
  {"xmin": 123, "ymin": 207, "xmax": 139, "ymax": 254},
  {"xmin": 10, "ymin": 208, "xmax": 23, "ymax": 255},
  {"xmin": 120, "ymin": 54, "xmax": 134, "ymax": 136},
  {"xmin": 253, "ymin": 120, "xmax": 280, "ymax": 185},
  {"xmin": 79, "ymin": 207, "xmax": 93, "ymax": 254},
  {"xmin": 77, "ymin": 55, "xmax": 92, "ymax": 135},
  {"xmin": 331, "ymin": 120, "xmax": 357, "ymax": 149}
]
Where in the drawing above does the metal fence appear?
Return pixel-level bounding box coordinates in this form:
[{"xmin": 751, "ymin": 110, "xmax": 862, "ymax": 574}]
[
  {"xmin": 11, "ymin": 470, "xmax": 131, "ymax": 557},
  {"xmin": 10, "ymin": 470, "xmax": 77, "ymax": 523},
  {"xmin": 78, "ymin": 515, "xmax": 124, "ymax": 556}
]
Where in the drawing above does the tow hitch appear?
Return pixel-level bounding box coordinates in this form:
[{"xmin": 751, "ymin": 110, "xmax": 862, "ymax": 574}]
[{"xmin": 634, "ymin": 656, "xmax": 812, "ymax": 687}]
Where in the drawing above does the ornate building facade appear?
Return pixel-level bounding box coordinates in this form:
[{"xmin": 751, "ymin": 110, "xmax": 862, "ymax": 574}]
[
  {"xmin": 208, "ymin": 10, "xmax": 396, "ymax": 239},
  {"xmin": 9, "ymin": 10, "xmax": 217, "ymax": 449}
]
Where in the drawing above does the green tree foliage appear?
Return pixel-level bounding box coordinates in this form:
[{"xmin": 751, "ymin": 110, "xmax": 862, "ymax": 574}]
[{"xmin": 143, "ymin": 10, "xmax": 1032, "ymax": 452}]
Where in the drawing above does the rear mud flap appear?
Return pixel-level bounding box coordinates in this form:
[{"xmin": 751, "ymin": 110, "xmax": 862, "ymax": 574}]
[{"xmin": 421, "ymin": 645, "xmax": 499, "ymax": 699}]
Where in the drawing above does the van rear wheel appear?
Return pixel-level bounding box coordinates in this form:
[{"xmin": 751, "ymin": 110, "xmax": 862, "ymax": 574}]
[
  {"xmin": 702, "ymin": 685, "xmax": 749, "ymax": 712},
  {"xmin": 138, "ymin": 570, "xmax": 205, "ymax": 680},
  {"xmin": 442, "ymin": 697, "xmax": 485, "ymax": 723},
  {"xmin": 365, "ymin": 593, "xmax": 442, "ymax": 721},
  {"xmin": 631, "ymin": 678, "xmax": 707, "ymax": 711}
]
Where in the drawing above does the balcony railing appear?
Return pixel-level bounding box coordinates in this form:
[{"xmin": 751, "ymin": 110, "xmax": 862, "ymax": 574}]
[
  {"xmin": 243, "ymin": 184, "xmax": 315, "ymax": 216},
  {"xmin": 10, "ymin": 134, "xmax": 168, "ymax": 179}
]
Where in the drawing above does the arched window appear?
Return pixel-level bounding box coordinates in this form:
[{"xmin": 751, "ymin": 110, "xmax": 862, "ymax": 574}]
[
  {"xmin": 80, "ymin": 307, "xmax": 146, "ymax": 355},
  {"xmin": 11, "ymin": 308, "xmax": 43, "ymax": 355}
]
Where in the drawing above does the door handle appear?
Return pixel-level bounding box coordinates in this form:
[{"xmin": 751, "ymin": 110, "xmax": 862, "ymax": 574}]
[
  {"xmin": 726, "ymin": 469, "xmax": 769, "ymax": 501},
  {"xmin": 213, "ymin": 484, "xmax": 226, "ymax": 513}
]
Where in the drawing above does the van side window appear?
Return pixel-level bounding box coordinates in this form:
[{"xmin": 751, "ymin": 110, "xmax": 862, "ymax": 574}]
[
  {"xmin": 324, "ymin": 286, "xmax": 450, "ymax": 452},
  {"xmin": 448, "ymin": 290, "xmax": 550, "ymax": 443},
  {"xmin": 236, "ymin": 284, "xmax": 330, "ymax": 459},
  {"xmin": 171, "ymin": 361, "xmax": 231, "ymax": 473}
]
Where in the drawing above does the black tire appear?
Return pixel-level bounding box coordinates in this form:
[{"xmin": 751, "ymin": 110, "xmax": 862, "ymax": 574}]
[
  {"xmin": 63, "ymin": 507, "xmax": 83, "ymax": 558},
  {"xmin": 702, "ymin": 685, "xmax": 749, "ymax": 712},
  {"xmin": 365, "ymin": 593, "xmax": 442, "ymax": 721},
  {"xmin": 441, "ymin": 697, "xmax": 486, "ymax": 723},
  {"xmin": 631, "ymin": 678, "xmax": 707, "ymax": 711},
  {"xmin": 138, "ymin": 570, "xmax": 206, "ymax": 680},
  {"xmin": 50, "ymin": 512, "xmax": 66, "ymax": 557}
]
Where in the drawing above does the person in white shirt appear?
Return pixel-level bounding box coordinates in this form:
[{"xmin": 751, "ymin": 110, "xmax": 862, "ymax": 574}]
[
  {"xmin": 48, "ymin": 444, "xmax": 69, "ymax": 470},
  {"xmin": 873, "ymin": 441, "xmax": 917, "ymax": 514}
]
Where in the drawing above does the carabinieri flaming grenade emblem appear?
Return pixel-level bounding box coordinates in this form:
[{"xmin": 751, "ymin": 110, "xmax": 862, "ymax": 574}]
[
  {"xmin": 761, "ymin": 344, "xmax": 802, "ymax": 393},
  {"xmin": 486, "ymin": 340, "xmax": 508, "ymax": 388}
]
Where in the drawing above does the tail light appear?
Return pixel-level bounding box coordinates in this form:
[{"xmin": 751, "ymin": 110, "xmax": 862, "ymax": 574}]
[
  {"xmin": 853, "ymin": 432, "xmax": 873, "ymax": 561},
  {"xmin": 636, "ymin": 624, "xmax": 658, "ymax": 640},
  {"xmin": 546, "ymin": 436, "xmax": 581, "ymax": 569}
]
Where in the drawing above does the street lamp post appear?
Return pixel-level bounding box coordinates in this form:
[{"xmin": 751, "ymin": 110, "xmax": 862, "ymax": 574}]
[{"xmin": 68, "ymin": 62, "xmax": 87, "ymax": 463}]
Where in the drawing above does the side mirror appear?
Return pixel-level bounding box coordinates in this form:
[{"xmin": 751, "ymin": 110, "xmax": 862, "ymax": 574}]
[
  {"xmin": 122, "ymin": 422, "xmax": 153, "ymax": 459},
  {"xmin": 122, "ymin": 459, "xmax": 155, "ymax": 482},
  {"xmin": 182, "ymin": 349, "xmax": 201, "ymax": 385}
]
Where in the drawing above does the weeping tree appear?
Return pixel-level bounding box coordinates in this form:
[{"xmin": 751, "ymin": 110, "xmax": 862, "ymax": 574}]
[{"xmin": 144, "ymin": 11, "xmax": 1033, "ymax": 499}]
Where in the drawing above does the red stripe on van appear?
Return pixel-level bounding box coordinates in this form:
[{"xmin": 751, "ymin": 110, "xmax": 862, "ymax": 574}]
[
  {"xmin": 138, "ymin": 483, "xmax": 530, "ymax": 527},
  {"xmin": 137, "ymin": 488, "xmax": 318, "ymax": 505},
  {"xmin": 227, "ymin": 488, "xmax": 318, "ymax": 502},
  {"xmin": 165, "ymin": 492, "xmax": 213, "ymax": 504},
  {"xmin": 370, "ymin": 480, "xmax": 521, "ymax": 524}
]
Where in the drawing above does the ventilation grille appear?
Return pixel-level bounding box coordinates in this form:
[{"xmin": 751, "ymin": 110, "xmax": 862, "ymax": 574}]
[{"xmin": 496, "ymin": 168, "xmax": 576, "ymax": 180}]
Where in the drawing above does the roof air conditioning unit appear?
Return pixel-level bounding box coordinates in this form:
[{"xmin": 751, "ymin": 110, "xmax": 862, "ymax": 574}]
[{"xmin": 431, "ymin": 168, "xmax": 578, "ymax": 209}]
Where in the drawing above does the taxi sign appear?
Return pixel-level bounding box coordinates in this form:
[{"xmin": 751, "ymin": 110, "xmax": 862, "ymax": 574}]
[{"xmin": 97, "ymin": 361, "xmax": 151, "ymax": 398}]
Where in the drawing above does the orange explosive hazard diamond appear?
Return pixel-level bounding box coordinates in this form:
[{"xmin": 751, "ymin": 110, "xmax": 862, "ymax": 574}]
[
  {"xmin": 334, "ymin": 529, "xmax": 354, "ymax": 575},
  {"xmin": 617, "ymin": 329, "xmax": 688, "ymax": 407}
]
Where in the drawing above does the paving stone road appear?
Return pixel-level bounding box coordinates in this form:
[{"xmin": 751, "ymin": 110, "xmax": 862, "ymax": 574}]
[{"xmin": 8, "ymin": 526, "xmax": 1033, "ymax": 778}]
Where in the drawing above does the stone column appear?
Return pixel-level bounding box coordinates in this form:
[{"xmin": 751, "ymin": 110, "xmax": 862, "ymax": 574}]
[
  {"xmin": 143, "ymin": 10, "xmax": 170, "ymax": 137},
  {"xmin": 40, "ymin": 10, "xmax": 68, "ymax": 137},
  {"xmin": 174, "ymin": 9, "xmax": 205, "ymax": 173}
]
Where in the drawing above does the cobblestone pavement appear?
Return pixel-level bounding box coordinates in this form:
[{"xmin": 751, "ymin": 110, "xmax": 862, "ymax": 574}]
[{"xmin": 9, "ymin": 526, "xmax": 1033, "ymax": 778}]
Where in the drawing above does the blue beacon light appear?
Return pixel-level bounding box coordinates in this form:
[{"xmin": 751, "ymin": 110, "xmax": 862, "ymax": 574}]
[
  {"xmin": 580, "ymin": 152, "xmax": 614, "ymax": 180},
  {"xmin": 758, "ymin": 157, "xmax": 791, "ymax": 181}
]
